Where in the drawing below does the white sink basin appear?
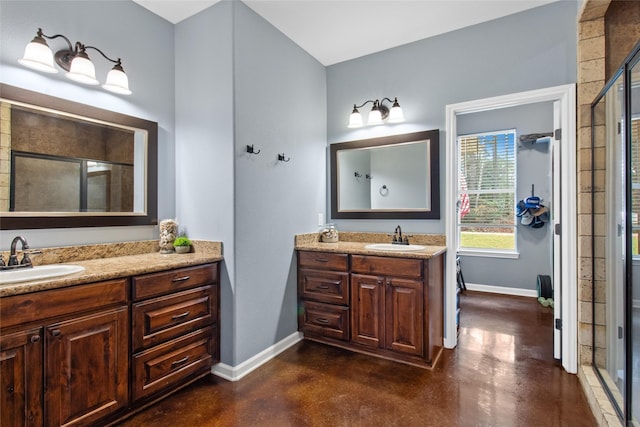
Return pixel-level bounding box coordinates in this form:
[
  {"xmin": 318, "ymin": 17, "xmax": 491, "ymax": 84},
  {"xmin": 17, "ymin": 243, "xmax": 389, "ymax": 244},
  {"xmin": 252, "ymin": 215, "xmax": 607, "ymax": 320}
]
[
  {"xmin": 365, "ymin": 243, "xmax": 426, "ymax": 252},
  {"xmin": 0, "ymin": 264, "xmax": 85, "ymax": 285}
]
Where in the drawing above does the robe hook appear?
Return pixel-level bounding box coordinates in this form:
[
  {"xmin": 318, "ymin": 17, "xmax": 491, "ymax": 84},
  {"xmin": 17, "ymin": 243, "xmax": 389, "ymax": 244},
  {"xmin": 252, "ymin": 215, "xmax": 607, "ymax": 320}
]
[
  {"xmin": 278, "ymin": 153, "xmax": 290, "ymax": 162},
  {"xmin": 246, "ymin": 144, "xmax": 260, "ymax": 154}
]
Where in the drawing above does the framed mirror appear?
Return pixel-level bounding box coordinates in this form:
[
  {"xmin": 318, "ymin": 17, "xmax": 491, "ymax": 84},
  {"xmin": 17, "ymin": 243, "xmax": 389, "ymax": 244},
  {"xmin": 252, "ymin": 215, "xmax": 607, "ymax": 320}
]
[
  {"xmin": 0, "ymin": 84, "xmax": 158, "ymax": 229},
  {"xmin": 330, "ymin": 129, "xmax": 440, "ymax": 219}
]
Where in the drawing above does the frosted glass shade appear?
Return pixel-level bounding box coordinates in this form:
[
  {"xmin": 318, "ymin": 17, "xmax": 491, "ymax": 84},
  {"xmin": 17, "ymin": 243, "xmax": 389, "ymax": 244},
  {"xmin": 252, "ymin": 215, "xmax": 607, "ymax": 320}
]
[
  {"xmin": 66, "ymin": 55, "xmax": 99, "ymax": 85},
  {"xmin": 348, "ymin": 110, "xmax": 363, "ymax": 128},
  {"xmin": 103, "ymin": 67, "xmax": 131, "ymax": 95},
  {"xmin": 388, "ymin": 105, "xmax": 404, "ymax": 123},
  {"xmin": 367, "ymin": 108, "xmax": 383, "ymax": 125},
  {"xmin": 19, "ymin": 41, "xmax": 57, "ymax": 73}
]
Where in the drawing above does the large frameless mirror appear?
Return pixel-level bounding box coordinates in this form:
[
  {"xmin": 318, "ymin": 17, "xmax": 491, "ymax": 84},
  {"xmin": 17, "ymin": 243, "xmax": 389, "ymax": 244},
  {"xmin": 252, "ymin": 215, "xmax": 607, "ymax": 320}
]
[
  {"xmin": 0, "ymin": 84, "xmax": 158, "ymax": 229},
  {"xmin": 330, "ymin": 129, "xmax": 440, "ymax": 219}
]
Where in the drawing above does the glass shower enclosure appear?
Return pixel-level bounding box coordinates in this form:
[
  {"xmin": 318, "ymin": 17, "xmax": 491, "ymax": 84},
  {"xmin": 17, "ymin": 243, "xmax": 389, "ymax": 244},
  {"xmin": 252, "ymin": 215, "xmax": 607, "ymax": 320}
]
[{"xmin": 591, "ymin": 39, "xmax": 640, "ymax": 425}]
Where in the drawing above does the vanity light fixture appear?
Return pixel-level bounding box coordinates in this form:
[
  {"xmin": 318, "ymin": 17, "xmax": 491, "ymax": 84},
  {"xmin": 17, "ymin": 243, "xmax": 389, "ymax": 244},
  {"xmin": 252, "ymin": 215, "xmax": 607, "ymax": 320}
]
[
  {"xmin": 19, "ymin": 28, "xmax": 132, "ymax": 95},
  {"xmin": 348, "ymin": 97, "xmax": 404, "ymax": 128}
]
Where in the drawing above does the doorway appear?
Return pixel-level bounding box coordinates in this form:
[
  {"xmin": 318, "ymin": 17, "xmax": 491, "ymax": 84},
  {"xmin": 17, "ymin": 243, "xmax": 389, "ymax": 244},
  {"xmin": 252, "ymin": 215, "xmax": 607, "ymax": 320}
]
[{"xmin": 444, "ymin": 84, "xmax": 577, "ymax": 374}]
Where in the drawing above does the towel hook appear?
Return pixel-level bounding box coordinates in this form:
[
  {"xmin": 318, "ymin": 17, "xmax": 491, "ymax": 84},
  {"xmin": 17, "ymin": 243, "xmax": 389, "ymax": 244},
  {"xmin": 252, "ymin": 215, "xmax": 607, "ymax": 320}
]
[
  {"xmin": 278, "ymin": 153, "xmax": 290, "ymax": 162},
  {"xmin": 354, "ymin": 171, "xmax": 362, "ymax": 178},
  {"xmin": 246, "ymin": 144, "xmax": 260, "ymax": 154}
]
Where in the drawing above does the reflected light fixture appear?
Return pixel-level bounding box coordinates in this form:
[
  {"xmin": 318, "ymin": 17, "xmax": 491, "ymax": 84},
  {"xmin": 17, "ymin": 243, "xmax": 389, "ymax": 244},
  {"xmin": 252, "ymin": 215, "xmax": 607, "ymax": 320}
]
[
  {"xmin": 348, "ymin": 97, "xmax": 404, "ymax": 128},
  {"xmin": 19, "ymin": 28, "xmax": 132, "ymax": 95}
]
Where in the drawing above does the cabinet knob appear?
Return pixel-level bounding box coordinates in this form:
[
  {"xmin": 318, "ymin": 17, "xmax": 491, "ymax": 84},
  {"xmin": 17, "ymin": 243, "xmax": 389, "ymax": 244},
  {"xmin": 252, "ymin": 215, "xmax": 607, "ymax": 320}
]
[
  {"xmin": 30, "ymin": 335, "xmax": 41, "ymax": 343},
  {"xmin": 51, "ymin": 329, "xmax": 61, "ymax": 337},
  {"xmin": 6, "ymin": 385, "xmax": 14, "ymax": 394}
]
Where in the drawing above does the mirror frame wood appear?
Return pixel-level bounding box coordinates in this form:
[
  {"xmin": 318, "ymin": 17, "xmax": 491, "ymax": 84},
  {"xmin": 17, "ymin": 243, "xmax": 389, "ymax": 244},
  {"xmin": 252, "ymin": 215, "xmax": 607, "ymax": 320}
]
[
  {"xmin": 330, "ymin": 129, "xmax": 440, "ymax": 220},
  {"xmin": 0, "ymin": 83, "xmax": 158, "ymax": 229}
]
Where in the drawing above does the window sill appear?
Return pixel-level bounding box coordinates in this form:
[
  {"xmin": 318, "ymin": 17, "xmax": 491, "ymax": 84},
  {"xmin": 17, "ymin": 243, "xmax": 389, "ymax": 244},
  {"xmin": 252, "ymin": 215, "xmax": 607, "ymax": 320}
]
[{"xmin": 457, "ymin": 249, "xmax": 520, "ymax": 259}]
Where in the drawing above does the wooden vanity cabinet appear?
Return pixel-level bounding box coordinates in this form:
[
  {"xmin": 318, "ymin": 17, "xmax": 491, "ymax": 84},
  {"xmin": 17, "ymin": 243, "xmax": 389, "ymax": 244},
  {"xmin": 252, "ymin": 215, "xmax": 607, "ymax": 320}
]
[
  {"xmin": 131, "ymin": 263, "xmax": 219, "ymax": 403},
  {"xmin": 297, "ymin": 250, "xmax": 444, "ymax": 369},
  {"xmin": 297, "ymin": 251, "xmax": 350, "ymax": 341},
  {"xmin": 351, "ymin": 256, "xmax": 424, "ymax": 357},
  {"xmin": 0, "ymin": 279, "xmax": 129, "ymax": 427},
  {"xmin": 0, "ymin": 327, "xmax": 43, "ymax": 426}
]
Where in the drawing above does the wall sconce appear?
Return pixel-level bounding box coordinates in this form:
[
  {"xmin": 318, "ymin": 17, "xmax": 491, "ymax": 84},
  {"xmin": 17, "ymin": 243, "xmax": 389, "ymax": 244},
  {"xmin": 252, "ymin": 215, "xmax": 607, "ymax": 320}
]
[
  {"xmin": 348, "ymin": 97, "xmax": 404, "ymax": 128},
  {"xmin": 19, "ymin": 28, "xmax": 131, "ymax": 95}
]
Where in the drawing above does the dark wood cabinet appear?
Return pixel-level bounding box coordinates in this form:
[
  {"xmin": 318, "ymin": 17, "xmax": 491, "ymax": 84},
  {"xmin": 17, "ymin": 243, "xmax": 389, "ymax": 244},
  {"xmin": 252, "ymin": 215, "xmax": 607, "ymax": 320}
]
[
  {"xmin": 298, "ymin": 250, "xmax": 444, "ymax": 369},
  {"xmin": 45, "ymin": 307, "xmax": 128, "ymax": 427},
  {"xmin": 0, "ymin": 278, "xmax": 128, "ymax": 427},
  {"xmin": 0, "ymin": 261, "xmax": 220, "ymax": 426},
  {"xmin": 131, "ymin": 263, "xmax": 219, "ymax": 405},
  {"xmin": 298, "ymin": 251, "xmax": 350, "ymax": 342},
  {"xmin": 0, "ymin": 327, "xmax": 43, "ymax": 426}
]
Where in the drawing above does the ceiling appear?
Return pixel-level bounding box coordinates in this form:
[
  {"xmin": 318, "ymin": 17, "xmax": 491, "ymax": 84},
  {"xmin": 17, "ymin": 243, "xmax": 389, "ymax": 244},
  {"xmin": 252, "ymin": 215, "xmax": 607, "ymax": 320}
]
[{"xmin": 133, "ymin": 0, "xmax": 563, "ymax": 66}]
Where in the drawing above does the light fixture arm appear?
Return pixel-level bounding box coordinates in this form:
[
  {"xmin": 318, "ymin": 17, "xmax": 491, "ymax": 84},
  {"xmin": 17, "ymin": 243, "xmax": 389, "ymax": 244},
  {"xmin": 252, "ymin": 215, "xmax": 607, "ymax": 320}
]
[{"xmin": 84, "ymin": 45, "xmax": 122, "ymax": 66}]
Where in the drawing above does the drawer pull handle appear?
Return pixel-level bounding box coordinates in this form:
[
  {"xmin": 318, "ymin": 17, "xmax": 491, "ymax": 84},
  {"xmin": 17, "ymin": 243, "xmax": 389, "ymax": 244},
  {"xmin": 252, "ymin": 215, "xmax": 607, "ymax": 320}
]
[
  {"xmin": 317, "ymin": 285, "xmax": 329, "ymax": 289},
  {"xmin": 171, "ymin": 311, "xmax": 190, "ymax": 321},
  {"xmin": 315, "ymin": 318, "xmax": 329, "ymax": 324},
  {"xmin": 172, "ymin": 275, "xmax": 191, "ymax": 283},
  {"xmin": 171, "ymin": 356, "xmax": 190, "ymax": 367},
  {"xmin": 314, "ymin": 258, "xmax": 329, "ymax": 263}
]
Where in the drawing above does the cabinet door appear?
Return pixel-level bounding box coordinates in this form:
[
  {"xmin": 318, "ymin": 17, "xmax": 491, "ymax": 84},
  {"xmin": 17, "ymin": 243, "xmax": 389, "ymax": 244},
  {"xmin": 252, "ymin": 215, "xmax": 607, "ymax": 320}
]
[
  {"xmin": 351, "ymin": 274, "xmax": 385, "ymax": 348},
  {"xmin": 386, "ymin": 277, "xmax": 424, "ymax": 356},
  {"xmin": 45, "ymin": 306, "xmax": 128, "ymax": 427},
  {"xmin": 0, "ymin": 327, "xmax": 43, "ymax": 426}
]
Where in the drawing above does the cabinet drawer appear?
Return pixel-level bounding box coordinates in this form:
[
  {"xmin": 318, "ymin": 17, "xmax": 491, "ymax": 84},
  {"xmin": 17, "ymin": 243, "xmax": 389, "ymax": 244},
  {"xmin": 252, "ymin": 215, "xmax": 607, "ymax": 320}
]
[
  {"xmin": 133, "ymin": 264, "xmax": 217, "ymax": 301},
  {"xmin": 302, "ymin": 301, "xmax": 349, "ymax": 341},
  {"xmin": 132, "ymin": 327, "xmax": 214, "ymax": 401},
  {"xmin": 132, "ymin": 285, "xmax": 216, "ymax": 351},
  {"xmin": 351, "ymin": 255, "xmax": 423, "ymax": 278},
  {"xmin": 298, "ymin": 251, "xmax": 348, "ymax": 271},
  {"xmin": 0, "ymin": 279, "xmax": 128, "ymax": 329},
  {"xmin": 299, "ymin": 268, "xmax": 349, "ymax": 304}
]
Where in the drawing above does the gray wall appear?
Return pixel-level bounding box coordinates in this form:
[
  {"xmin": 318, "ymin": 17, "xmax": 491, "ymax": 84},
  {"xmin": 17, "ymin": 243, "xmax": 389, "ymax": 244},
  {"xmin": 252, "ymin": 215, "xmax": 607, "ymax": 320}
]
[
  {"xmin": 457, "ymin": 103, "xmax": 554, "ymax": 290},
  {"xmin": 175, "ymin": 1, "xmax": 326, "ymax": 365},
  {"xmin": 175, "ymin": 2, "xmax": 236, "ymax": 365},
  {"xmin": 326, "ymin": 1, "xmax": 578, "ymax": 236},
  {"xmin": 0, "ymin": 0, "xmax": 175, "ymax": 249},
  {"xmin": 232, "ymin": 2, "xmax": 326, "ymax": 364}
]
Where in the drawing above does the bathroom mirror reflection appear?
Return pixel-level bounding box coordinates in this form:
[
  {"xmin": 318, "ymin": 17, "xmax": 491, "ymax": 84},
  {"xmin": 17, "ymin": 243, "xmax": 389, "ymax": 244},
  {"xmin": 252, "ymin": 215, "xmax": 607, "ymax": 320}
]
[
  {"xmin": 330, "ymin": 129, "xmax": 440, "ymax": 219},
  {"xmin": 0, "ymin": 84, "xmax": 158, "ymax": 229}
]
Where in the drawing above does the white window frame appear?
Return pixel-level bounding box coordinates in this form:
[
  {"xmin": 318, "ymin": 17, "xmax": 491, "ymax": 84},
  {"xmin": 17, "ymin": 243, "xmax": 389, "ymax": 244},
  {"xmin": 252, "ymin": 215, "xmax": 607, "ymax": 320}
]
[{"xmin": 456, "ymin": 129, "xmax": 518, "ymax": 258}]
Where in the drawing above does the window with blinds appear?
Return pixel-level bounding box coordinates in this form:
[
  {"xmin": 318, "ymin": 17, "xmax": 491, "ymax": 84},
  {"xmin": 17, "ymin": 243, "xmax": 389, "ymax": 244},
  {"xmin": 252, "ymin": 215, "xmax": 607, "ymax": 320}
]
[{"xmin": 457, "ymin": 129, "xmax": 517, "ymax": 252}]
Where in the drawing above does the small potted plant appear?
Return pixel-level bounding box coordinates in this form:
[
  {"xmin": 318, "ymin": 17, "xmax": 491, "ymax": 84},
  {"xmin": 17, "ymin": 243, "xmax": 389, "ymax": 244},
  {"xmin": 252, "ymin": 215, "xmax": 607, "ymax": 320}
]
[{"xmin": 173, "ymin": 236, "xmax": 192, "ymax": 254}]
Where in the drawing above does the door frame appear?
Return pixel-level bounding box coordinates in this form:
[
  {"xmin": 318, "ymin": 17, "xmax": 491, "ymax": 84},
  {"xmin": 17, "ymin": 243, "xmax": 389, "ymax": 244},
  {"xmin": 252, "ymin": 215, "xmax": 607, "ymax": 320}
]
[{"xmin": 444, "ymin": 84, "xmax": 577, "ymax": 374}]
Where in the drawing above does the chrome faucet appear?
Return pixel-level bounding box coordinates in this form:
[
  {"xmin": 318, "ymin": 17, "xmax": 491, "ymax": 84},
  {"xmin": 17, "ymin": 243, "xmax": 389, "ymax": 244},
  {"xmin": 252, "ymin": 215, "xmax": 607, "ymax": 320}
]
[{"xmin": 6, "ymin": 236, "xmax": 36, "ymax": 269}]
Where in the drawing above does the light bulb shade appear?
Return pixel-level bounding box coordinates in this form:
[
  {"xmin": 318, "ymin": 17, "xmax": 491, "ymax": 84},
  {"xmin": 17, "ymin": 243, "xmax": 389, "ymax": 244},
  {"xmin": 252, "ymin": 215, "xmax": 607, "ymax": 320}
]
[
  {"xmin": 19, "ymin": 38, "xmax": 57, "ymax": 73},
  {"xmin": 367, "ymin": 107, "xmax": 383, "ymax": 125},
  {"xmin": 348, "ymin": 107, "xmax": 363, "ymax": 128},
  {"xmin": 66, "ymin": 54, "xmax": 99, "ymax": 85},
  {"xmin": 103, "ymin": 66, "xmax": 131, "ymax": 95},
  {"xmin": 388, "ymin": 105, "xmax": 404, "ymax": 123}
]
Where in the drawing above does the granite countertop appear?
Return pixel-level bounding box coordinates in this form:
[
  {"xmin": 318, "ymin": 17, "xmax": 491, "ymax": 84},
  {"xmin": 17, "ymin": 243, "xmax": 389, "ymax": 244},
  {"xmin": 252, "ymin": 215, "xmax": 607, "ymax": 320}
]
[
  {"xmin": 0, "ymin": 240, "xmax": 223, "ymax": 297},
  {"xmin": 295, "ymin": 232, "xmax": 447, "ymax": 260}
]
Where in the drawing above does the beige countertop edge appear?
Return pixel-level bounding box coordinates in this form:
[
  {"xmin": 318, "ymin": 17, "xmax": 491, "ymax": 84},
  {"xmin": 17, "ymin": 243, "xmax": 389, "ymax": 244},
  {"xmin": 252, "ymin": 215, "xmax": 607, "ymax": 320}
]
[
  {"xmin": 295, "ymin": 241, "xmax": 447, "ymax": 259},
  {"xmin": 0, "ymin": 252, "xmax": 223, "ymax": 298}
]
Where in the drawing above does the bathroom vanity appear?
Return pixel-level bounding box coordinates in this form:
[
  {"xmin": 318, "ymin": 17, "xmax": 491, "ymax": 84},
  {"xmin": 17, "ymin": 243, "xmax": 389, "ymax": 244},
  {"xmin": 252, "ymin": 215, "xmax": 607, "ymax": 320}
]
[
  {"xmin": 0, "ymin": 241, "xmax": 221, "ymax": 426},
  {"xmin": 296, "ymin": 233, "xmax": 446, "ymax": 369}
]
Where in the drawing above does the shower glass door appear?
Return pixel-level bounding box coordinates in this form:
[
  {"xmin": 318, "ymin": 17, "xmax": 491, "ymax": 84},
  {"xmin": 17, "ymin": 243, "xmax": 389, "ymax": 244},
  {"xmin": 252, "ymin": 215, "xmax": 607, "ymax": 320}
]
[
  {"xmin": 630, "ymin": 49, "xmax": 639, "ymax": 424},
  {"xmin": 593, "ymin": 39, "xmax": 640, "ymax": 425}
]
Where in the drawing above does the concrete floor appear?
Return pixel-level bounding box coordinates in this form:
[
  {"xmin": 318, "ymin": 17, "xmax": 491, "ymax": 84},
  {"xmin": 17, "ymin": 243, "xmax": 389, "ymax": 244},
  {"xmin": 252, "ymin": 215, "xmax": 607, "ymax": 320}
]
[{"xmin": 120, "ymin": 291, "xmax": 596, "ymax": 426}]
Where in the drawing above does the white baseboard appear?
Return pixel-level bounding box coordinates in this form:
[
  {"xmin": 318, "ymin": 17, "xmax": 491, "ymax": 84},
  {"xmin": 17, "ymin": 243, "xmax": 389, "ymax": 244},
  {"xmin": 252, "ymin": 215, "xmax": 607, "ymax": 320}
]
[
  {"xmin": 464, "ymin": 282, "xmax": 538, "ymax": 298},
  {"xmin": 211, "ymin": 331, "xmax": 303, "ymax": 382}
]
